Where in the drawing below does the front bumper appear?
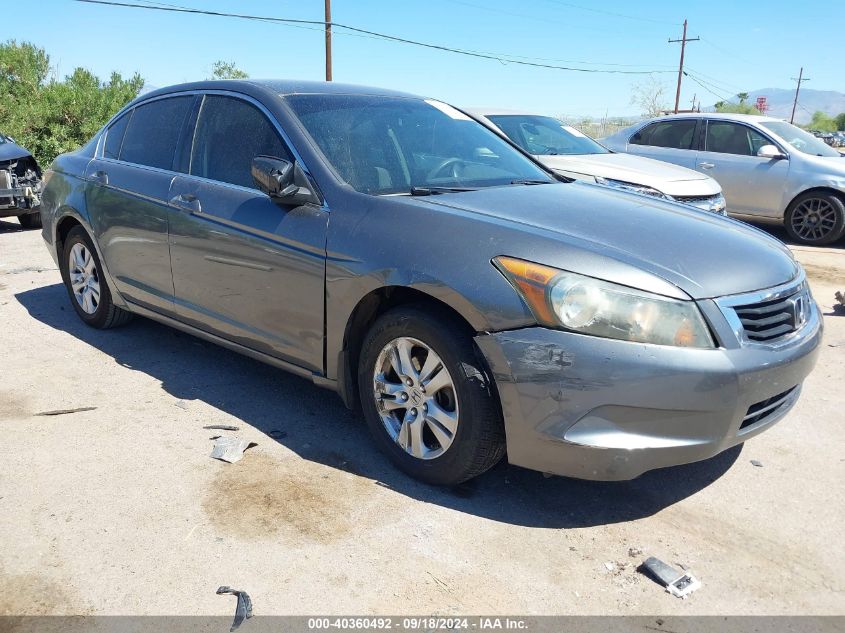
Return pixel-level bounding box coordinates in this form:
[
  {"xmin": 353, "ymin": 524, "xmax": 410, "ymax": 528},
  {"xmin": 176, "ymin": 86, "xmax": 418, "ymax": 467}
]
[{"xmin": 475, "ymin": 300, "xmax": 822, "ymax": 481}]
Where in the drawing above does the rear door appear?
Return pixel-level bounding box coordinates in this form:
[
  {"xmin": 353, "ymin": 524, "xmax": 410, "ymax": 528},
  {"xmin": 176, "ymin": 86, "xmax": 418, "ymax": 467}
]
[
  {"xmin": 167, "ymin": 93, "xmax": 328, "ymax": 372},
  {"xmin": 626, "ymin": 118, "xmax": 700, "ymax": 169},
  {"xmin": 695, "ymin": 120, "xmax": 790, "ymax": 217},
  {"xmin": 84, "ymin": 95, "xmax": 196, "ymax": 315}
]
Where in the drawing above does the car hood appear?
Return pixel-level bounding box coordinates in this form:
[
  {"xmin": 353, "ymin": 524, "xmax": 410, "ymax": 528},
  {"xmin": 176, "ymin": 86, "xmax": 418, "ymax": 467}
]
[
  {"xmin": 411, "ymin": 181, "xmax": 798, "ymax": 300},
  {"xmin": 538, "ymin": 153, "xmax": 721, "ymax": 197},
  {"xmin": 0, "ymin": 139, "xmax": 35, "ymax": 164}
]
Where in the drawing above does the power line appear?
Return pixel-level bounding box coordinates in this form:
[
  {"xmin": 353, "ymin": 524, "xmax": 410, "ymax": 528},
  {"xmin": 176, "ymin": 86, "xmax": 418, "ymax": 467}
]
[
  {"xmin": 683, "ymin": 71, "xmax": 731, "ymax": 104},
  {"xmin": 70, "ymin": 0, "xmax": 676, "ymax": 75},
  {"xmin": 538, "ymin": 0, "xmax": 679, "ymax": 25}
]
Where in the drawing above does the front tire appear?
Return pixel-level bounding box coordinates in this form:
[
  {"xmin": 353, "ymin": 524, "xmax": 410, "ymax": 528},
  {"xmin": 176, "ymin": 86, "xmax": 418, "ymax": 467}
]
[
  {"xmin": 784, "ymin": 192, "xmax": 845, "ymax": 245},
  {"xmin": 358, "ymin": 306, "xmax": 505, "ymax": 485},
  {"xmin": 60, "ymin": 226, "xmax": 133, "ymax": 329}
]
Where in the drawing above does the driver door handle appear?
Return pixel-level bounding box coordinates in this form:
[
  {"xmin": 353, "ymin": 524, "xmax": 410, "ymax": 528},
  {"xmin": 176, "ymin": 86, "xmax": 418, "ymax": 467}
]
[
  {"xmin": 698, "ymin": 162, "xmax": 715, "ymax": 170},
  {"xmin": 90, "ymin": 170, "xmax": 109, "ymax": 185},
  {"xmin": 169, "ymin": 193, "xmax": 202, "ymax": 214}
]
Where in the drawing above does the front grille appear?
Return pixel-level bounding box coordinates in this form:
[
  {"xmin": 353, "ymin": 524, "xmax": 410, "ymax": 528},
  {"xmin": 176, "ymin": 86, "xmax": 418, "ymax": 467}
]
[
  {"xmin": 732, "ymin": 292, "xmax": 805, "ymax": 342},
  {"xmin": 742, "ymin": 387, "xmax": 797, "ymax": 429},
  {"xmin": 674, "ymin": 194, "xmax": 720, "ymax": 204}
]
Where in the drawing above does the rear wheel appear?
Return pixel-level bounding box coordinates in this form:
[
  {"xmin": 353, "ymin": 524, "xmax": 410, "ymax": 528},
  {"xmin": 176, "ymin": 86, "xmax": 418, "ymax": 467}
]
[
  {"xmin": 17, "ymin": 211, "xmax": 41, "ymax": 230},
  {"xmin": 358, "ymin": 306, "xmax": 505, "ymax": 485},
  {"xmin": 784, "ymin": 192, "xmax": 845, "ymax": 245},
  {"xmin": 60, "ymin": 226, "xmax": 133, "ymax": 329}
]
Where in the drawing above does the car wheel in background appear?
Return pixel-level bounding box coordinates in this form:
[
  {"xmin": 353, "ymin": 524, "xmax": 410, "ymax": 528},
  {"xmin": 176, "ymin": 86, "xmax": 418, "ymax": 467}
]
[
  {"xmin": 358, "ymin": 306, "xmax": 505, "ymax": 485},
  {"xmin": 784, "ymin": 192, "xmax": 845, "ymax": 245},
  {"xmin": 60, "ymin": 226, "xmax": 133, "ymax": 329},
  {"xmin": 17, "ymin": 211, "xmax": 42, "ymax": 230}
]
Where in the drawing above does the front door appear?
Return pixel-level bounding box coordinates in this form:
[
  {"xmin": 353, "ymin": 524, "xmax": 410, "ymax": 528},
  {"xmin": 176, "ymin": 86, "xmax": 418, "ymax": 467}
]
[
  {"xmin": 695, "ymin": 120, "xmax": 790, "ymax": 218},
  {"xmin": 167, "ymin": 94, "xmax": 328, "ymax": 372}
]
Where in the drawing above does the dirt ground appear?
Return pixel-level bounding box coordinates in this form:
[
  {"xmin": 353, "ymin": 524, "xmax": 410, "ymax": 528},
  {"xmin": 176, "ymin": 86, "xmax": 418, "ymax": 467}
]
[{"xmin": 1, "ymin": 217, "xmax": 843, "ymax": 616}]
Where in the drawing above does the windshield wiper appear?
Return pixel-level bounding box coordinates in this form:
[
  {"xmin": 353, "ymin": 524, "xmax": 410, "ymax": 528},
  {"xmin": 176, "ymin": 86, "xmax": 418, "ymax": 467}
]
[
  {"xmin": 511, "ymin": 179, "xmax": 552, "ymax": 185},
  {"xmin": 409, "ymin": 186, "xmax": 478, "ymax": 196}
]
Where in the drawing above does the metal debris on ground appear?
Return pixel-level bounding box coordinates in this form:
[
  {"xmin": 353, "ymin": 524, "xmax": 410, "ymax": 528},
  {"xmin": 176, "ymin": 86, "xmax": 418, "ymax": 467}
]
[
  {"xmin": 203, "ymin": 424, "xmax": 240, "ymax": 431},
  {"xmin": 210, "ymin": 436, "xmax": 255, "ymax": 463},
  {"xmin": 34, "ymin": 406, "xmax": 97, "ymax": 417},
  {"xmin": 751, "ymin": 459, "xmax": 764, "ymax": 467},
  {"xmin": 216, "ymin": 586, "xmax": 253, "ymax": 632},
  {"xmin": 638, "ymin": 556, "xmax": 701, "ymax": 599}
]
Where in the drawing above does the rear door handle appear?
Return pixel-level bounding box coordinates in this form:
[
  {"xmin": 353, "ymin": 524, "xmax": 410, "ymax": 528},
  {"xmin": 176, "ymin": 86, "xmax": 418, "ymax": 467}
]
[
  {"xmin": 169, "ymin": 193, "xmax": 202, "ymax": 214},
  {"xmin": 90, "ymin": 170, "xmax": 109, "ymax": 185},
  {"xmin": 698, "ymin": 162, "xmax": 715, "ymax": 170}
]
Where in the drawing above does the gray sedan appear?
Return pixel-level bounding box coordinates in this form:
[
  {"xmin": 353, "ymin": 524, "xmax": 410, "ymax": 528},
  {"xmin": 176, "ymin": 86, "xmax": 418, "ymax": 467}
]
[
  {"xmin": 40, "ymin": 80, "xmax": 822, "ymax": 484},
  {"xmin": 603, "ymin": 113, "xmax": 845, "ymax": 245}
]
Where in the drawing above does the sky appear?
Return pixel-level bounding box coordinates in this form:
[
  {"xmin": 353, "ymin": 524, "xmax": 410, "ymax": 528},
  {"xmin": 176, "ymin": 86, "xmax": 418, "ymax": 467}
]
[{"xmin": 23, "ymin": 0, "xmax": 845, "ymax": 118}]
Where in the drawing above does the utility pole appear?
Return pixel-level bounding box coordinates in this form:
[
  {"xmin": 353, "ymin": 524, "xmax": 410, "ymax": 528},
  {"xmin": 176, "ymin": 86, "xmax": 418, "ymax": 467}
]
[
  {"xmin": 790, "ymin": 67, "xmax": 809, "ymax": 124},
  {"xmin": 669, "ymin": 19, "xmax": 699, "ymax": 114},
  {"xmin": 324, "ymin": 0, "xmax": 332, "ymax": 81}
]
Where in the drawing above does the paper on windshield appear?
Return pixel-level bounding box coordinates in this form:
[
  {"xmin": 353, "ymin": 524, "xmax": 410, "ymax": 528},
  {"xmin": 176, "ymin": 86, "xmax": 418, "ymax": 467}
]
[
  {"xmin": 562, "ymin": 125, "xmax": 587, "ymax": 138},
  {"xmin": 425, "ymin": 100, "xmax": 472, "ymax": 121}
]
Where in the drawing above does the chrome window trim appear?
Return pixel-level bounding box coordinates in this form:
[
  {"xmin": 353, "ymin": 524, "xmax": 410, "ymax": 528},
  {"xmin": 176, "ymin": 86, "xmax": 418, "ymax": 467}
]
[
  {"xmin": 94, "ymin": 89, "xmax": 327, "ymax": 209},
  {"xmin": 714, "ymin": 270, "xmax": 816, "ymax": 349}
]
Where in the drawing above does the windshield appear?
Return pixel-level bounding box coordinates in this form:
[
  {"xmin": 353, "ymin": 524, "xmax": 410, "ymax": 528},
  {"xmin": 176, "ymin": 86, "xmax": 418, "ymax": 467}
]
[
  {"xmin": 486, "ymin": 114, "xmax": 609, "ymax": 156},
  {"xmin": 760, "ymin": 121, "xmax": 841, "ymax": 157},
  {"xmin": 285, "ymin": 95, "xmax": 554, "ymax": 195}
]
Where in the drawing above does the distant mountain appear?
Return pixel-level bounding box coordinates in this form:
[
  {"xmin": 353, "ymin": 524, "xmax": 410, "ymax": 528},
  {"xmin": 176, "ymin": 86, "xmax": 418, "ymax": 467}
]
[{"xmin": 709, "ymin": 88, "xmax": 845, "ymax": 124}]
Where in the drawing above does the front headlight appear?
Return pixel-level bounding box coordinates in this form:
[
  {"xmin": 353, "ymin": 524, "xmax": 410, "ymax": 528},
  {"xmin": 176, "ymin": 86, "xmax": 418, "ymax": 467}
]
[
  {"xmin": 595, "ymin": 176, "xmax": 672, "ymax": 200},
  {"xmin": 494, "ymin": 256, "xmax": 715, "ymax": 348}
]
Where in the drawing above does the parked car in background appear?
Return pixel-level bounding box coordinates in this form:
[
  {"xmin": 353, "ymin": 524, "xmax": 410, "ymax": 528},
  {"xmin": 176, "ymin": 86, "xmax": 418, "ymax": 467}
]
[
  {"xmin": 603, "ymin": 113, "xmax": 845, "ymax": 245},
  {"xmin": 41, "ymin": 80, "xmax": 821, "ymax": 485},
  {"xmin": 0, "ymin": 133, "xmax": 42, "ymax": 229},
  {"xmin": 469, "ymin": 109, "xmax": 726, "ymax": 215}
]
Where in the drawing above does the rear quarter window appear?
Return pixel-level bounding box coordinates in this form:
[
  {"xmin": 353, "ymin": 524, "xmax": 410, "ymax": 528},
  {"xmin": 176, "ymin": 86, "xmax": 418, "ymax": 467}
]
[
  {"xmin": 631, "ymin": 120, "xmax": 697, "ymax": 150},
  {"xmin": 119, "ymin": 96, "xmax": 194, "ymax": 170},
  {"xmin": 104, "ymin": 111, "xmax": 132, "ymax": 160}
]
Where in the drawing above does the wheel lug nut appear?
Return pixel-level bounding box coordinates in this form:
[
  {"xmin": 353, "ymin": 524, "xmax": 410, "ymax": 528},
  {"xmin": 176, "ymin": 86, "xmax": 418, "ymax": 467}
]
[
  {"xmin": 410, "ymin": 408, "xmax": 417, "ymax": 416},
  {"xmin": 400, "ymin": 393, "xmax": 408, "ymax": 401},
  {"xmin": 405, "ymin": 378, "xmax": 413, "ymax": 386}
]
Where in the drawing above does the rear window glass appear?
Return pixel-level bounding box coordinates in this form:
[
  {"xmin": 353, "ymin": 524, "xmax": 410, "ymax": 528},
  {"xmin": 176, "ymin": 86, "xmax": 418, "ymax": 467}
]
[
  {"xmin": 119, "ymin": 96, "xmax": 193, "ymax": 170},
  {"xmin": 631, "ymin": 120, "xmax": 697, "ymax": 150},
  {"xmin": 104, "ymin": 111, "xmax": 131, "ymax": 160}
]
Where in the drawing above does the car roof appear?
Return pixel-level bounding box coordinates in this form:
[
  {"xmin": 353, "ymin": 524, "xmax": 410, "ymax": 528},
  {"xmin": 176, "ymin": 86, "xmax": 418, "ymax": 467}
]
[
  {"xmin": 646, "ymin": 112, "xmax": 785, "ymax": 124},
  {"xmin": 137, "ymin": 79, "xmax": 420, "ymax": 102}
]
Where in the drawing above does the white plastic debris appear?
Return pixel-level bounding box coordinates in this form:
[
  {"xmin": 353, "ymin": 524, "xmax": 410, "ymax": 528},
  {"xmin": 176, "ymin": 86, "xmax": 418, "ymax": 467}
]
[{"xmin": 210, "ymin": 436, "xmax": 253, "ymax": 463}]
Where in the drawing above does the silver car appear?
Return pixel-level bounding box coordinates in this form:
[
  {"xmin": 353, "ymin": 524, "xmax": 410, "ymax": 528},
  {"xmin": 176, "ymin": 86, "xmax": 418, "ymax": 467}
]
[
  {"xmin": 469, "ymin": 109, "xmax": 726, "ymax": 215},
  {"xmin": 604, "ymin": 113, "xmax": 845, "ymax": 245}
]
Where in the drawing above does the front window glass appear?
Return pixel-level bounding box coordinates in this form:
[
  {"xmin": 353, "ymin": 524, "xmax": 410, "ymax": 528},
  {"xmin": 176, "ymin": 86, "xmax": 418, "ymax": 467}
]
[
  {"xmin": 631, "ymin": 120, "xmax": 697, "ymax": 150},
  {"xmin": 285, "ymin": 95, "xmax": 553, "ymax": 195},
  {"xmin": 486, "ymin": 115, "xmax": 608, "ymax": 156},
  {"xmin": 761, "ymin": 121, "xmax": 840, "ymax": 157},
  {"xmin": 190, "ymin": 95, "xmax": 291, "ymax": 189},
  {"xmin": 705, "ymin": 121, "xmax": 770, "ymax": 156}
]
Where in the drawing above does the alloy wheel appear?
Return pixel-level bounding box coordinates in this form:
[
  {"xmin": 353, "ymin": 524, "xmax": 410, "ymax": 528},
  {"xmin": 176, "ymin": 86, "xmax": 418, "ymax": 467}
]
[
  {"xmin": 790, "ymin": 198, "xmax": 838, "ymax": 242},
  {"xmin": 68, "ymin": 243, "xmax": 100, "ymax": 315},
  {"xmin": 372, "ymin": 336, "xmax": 459, "ymax": 460}
]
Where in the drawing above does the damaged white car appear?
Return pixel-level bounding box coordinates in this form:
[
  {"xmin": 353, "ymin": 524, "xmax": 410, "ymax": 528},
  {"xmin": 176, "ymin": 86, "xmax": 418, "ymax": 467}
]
[{"xmin": 1, "ymin": 133, "xmax": 43, "ymax": 229}]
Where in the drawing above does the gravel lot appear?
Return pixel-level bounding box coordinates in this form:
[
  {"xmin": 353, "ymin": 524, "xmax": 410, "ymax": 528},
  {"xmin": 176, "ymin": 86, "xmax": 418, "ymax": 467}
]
[{"xmin": 1, "ymin": 217, "xmax": 843, "ymax": 616}]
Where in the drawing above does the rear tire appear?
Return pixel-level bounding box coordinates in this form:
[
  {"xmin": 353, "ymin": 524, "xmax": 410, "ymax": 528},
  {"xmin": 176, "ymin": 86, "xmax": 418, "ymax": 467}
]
[
  {"xmin": 784, "ymin": 192, "xmax": 845, "ymax": 245},
  {"xmin": 357, "ymin": 306, "xmax": 505, "ymax": 485},
  {"xmin": 17, "ymin": 211, "xmax": 41, "ymax": 230},
  {"xmin": 60, "ymin": 226, "xmax": 133, "ymax": 329}
]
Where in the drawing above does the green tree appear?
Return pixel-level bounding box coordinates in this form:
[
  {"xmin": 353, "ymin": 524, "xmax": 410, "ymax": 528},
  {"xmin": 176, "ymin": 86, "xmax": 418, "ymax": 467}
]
[
  {"xmin": 834, "ymin": 112, "xmax": 845, "ymax": 131},
  {"xmin": 715, "ymin": 101, "xmax": 759, "ymax": 115},
  {"xmin": 208, "ymin": 60, "xmax": 248, "ymax": 80},
  {"xmin": 0, "ymin": 40, "xmax": 143, "ymax": 167},
  {"xmin": 808, "ymin": 110, "xmax": 836, "ymax": 132},
  {"xmin": 736, "ymin": 92, "xmax": 750, "ymax": 104}
]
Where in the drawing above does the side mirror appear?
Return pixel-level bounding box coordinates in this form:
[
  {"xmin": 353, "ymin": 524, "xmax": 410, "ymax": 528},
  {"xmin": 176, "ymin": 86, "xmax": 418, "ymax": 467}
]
[
  {"xmin": 251, "ymin": 156, "xmax": 321, "ymax": 205},
  {"xmin": 757, "ymin": 144, "xmax": 786, "ymax": 160}
]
